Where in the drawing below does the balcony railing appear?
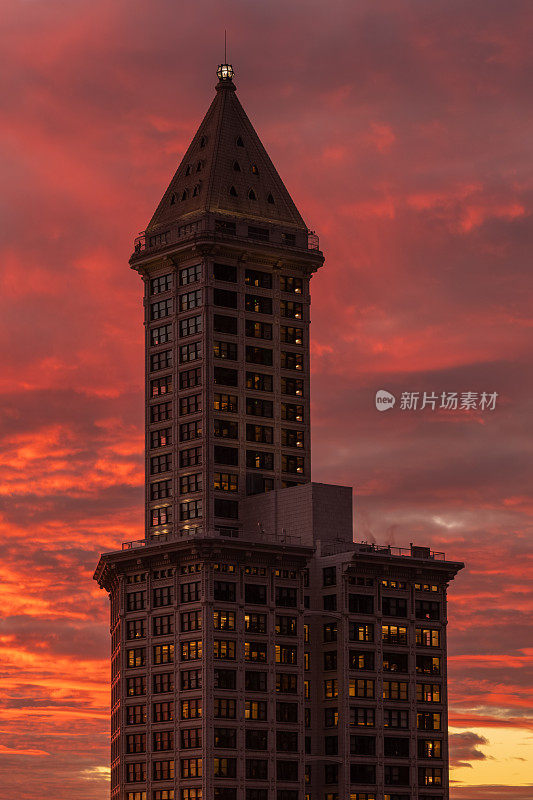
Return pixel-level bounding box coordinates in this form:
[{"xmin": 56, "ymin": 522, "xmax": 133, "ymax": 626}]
[
  {"xmin": 132, "ymin": 216, "xmax": 320, "ymax": 257},
  {"xmin": 355, "ymin": 542, "xmax": 445, "ymax": 561}
]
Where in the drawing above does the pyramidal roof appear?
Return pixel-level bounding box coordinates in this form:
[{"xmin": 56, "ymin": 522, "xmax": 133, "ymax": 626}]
[{"xmin": 146, "ymin": 67, "xmax": 308, "ymax": 232}]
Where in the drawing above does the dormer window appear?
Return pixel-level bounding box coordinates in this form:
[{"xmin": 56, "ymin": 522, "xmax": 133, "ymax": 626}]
[
  {"xmin": 233, "ymin": 161, "xmax": 241, "ymax": 171},
  {"xmin": 185, "ymin": 165, "xmax": 192, "ymax": 176},
  {"xmin": 267, "ymin": 193, "xmax": 275, "ymax": 204},
  {"xmin": 251, "ymin": 164, "xmax": 259, "ymax": 175},
  {"xmin": 193, "ymin": 184, "xmax": 200, "ymax": 197},
  {"xmin": 248, "ymin": 189, "xmax": 257, "ymax": 200},
  {"xmin": 200, "ymin": 136, "xmax": 207, "ymax": 148},
  {"xmin": 229, "ymin": 186, "xmax": 238, "ymax": 197},
  {"xmin": 181, "ymin": 189, "xmax": 189, "ymax": 201},
  {"xmin": 170, "ymin": 193, "xmax": 177, "ymax": 206},
  {"xmin": 196, "ymin": 161, "xmax": 203, "ymax": 172},
  {"xmin": 236, "ymin": 136, "xmax": 244, "ymax": 147}
]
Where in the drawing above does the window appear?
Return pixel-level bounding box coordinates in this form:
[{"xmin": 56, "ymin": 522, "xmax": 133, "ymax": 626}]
[
  {"xmin": 214, "ymin": 757, "xmax": 236, "ymax": 778},
  {"xmin": 153, "ymin": 586, "xmax": 173, "ymax": 607},
  {"xmin": 151, "ymin": 375, "xmax": 172, "ymax": 398},
  {"xmin": 280, "ymin": 300, "xmax": 302, "ymax": 319},
  {"xmin": 214, "ymin": 639, "xmax": 236, "ymax": 660},
  {"xmin": 214, "ymin": 366, "xmax": 238, "ymax": 387},
  {"xmin": 383, "ymin": 681, "xmax": 409, "ymax": 701},
  {"xmin": 324, "ymin": 679, "xmax": 338, "ymax": 699},
  {"xmin": 276, "ymin": 730, "xmax": 298, "ymax": 752},
  {"xmin": 150, "ymin": 479, "xmax": 172, "ymax": 501},
  {"xmin": 280, "ymin": 276, "xmax": 303, "ymax": 294},
  {"xmin": 416, "ymin": 655, "xmax": 441, "ymax": 675},
  {"xmin": 350, "ymin": 707, "xmax": 375, "ymax": 728},
  {"xmin": 323, "ymin": 594, "xmax": 337, "ymax": 611},
  {"xmin": 350, "ymin": 764, "xmax": 376, "ymax": 785},
  {"xmin": 214, "ymin": 263, "xmax": 237, "ymax": 282},
  {"xmin": 245, "ymin": 642, "xmax": 268, "ymax": 662},
  {"xmin": 150, "ymin": 350, "xmax": 172, "ymax": 372},
  {"xmin": 214, "ymin": 393, "xmax": 238, "ymax": 412},
  {"xmin": 126, "ymin": 705, "xmax": 146, "ymax": 724},
  {"xmin": 244, "ymin": 583, "xmax": 267, "ymax": 604},
  {"xmin": 151, "ymin": 299, "xmax": 173, "ymax": 320},
  {"xmin": 214, "ymin": 340, "xmax": 238, "ymax": 360},
  {"xmin": 179, "ymin": 264, "xmax": 202, "ymax": 285},
  {"xmin": 384, "ymin": 737, "xmax": 410, "ymax": 758},
  {"xmin": 276, "ymin": 587, "xmax": 297, "ymax": 607},
  {"xmin": 180, "ymin": 314, "xmax": 202, "ymax": 337},
  {"xmin": 153, "ymin": 760, "xmax": 175, "ymax": 781},
  {"xmin": 126, "ymin": 591, "xmax": 146, "ymax": 612},
  {"xmin": 214, "ymin": 288, "xmax": 238, "ymax": 309},
  {"xmin": 213, "ymin": 697, "xmax": 237, "ymax": 719},
  {"xmin": 180, "ymin": 582, "xmax": 201, "ymax": 602},
  {"xmin": 245, "ymin": 294, "xmax": 272, "ymax": 315},
  {"xmin": 180, "ymin": 447, "xmax": 202, "ymax": 467},
  {"xmin": 153, "ymin": 673, "xmax": 173, "ymax": 693},
  {"xmin": 246, "ymin": 345, "xmax": 273, "ymax": 366},
  {"xmin": 278, "ymin": 760, "xmax": 298, "ymax": 781},
  {"xmin": 247, "ymin": 759, "xmax": 268, "ymax": 780},
  {"xmin": 179, "ymin": 289, "xmax": 202, "ymax": 311},
  {"xmin": 417, "ymin": 683, "xmax": 441, "ymax": 703},
  {"xmin": 214, "ymin": 472, "xmax": 238, "ymax": 492},
  {"xmin": 246, "ymin": 450, "xmax": 274, "ymax": 470},
  {"xmin": 281, "ymin": 429, "xmax": 304, "ymax": 448},
  {"xmin": 384, "ymin": 766, "xmax": 409, "ymax": 786},
  {"xmin": 181, "ymin": 670, "xmax": 202, "ymax": 690},
  {"xmin": 214, "ymin": 728, "xmax": 237, "ymax": 748},
  {"xmin": 246, "ymin": 729, "xmax": 268, "ymax": 750},
  {"xmin": 214, "ymin": 581, "xmax": 236, "ymax": 601},
  {"xmin": 417, "ymin": 712, "xmax": 442, "ymax": 731},
  {"xmin": 150, "ymin": 453, "xmax": 172, "ymax": 475},
  {"xmin": 180, "ymin": 473, "xmax": 202, "ymax": 494},
  {"xmin": 246, "ymin": 397, "xmax": 273, "ymax": 417},
  {"xmin": 325, "ymin": 707, "xmax": 338, "ymax": 727},
  {"xmin": 150, "ymin": 401, "xmax": 172, "ymax": 423},
  {"xmin": 126, "ymin": 647, "xmax": 146, "ymax": 667},
  {"xmin": 383, "ymin": 652, "xmax": 408, "ymax": 673},
  {"xmin": 180, "ymin": 341, "xmax": 202, "ymax": 363},
  {"xmin": 245, "ymin": 670, "xmax": 268, "ymax": 691},
  {"xmin": 384, "ymin": 709, "xmax": 409, "ymax": 729},
  {"xmin": 181, "ymin": 791, "xmax": 201, "ymax": 800},
  {"xmin": 150, "ymin": 427, "xmax": 171, "ymax": 448},
  {"xmin": 350, "ymin": 734, "xmax": 376, "ymax": 756},
  {"xmin": 418, "ymin": 740, "xmax": 443, "ymax": 765},
  {"xmin": 214, "ymin": 314, "xmax": 238, "ymax": 334},
  {"xmin": 181, "ymin": 728, "xmax": 202, "ymax": 748},
  {"xmin": 152, "ymin": 707, "xmax": 174, "ymax": 726},
  {"xmin": 180, "ymin": 367, "xmax": 201, "ymax": 389},
  {"xmin": 153, "ymin": 731, "xmax": 174, "ymax": 751},
  {"xmin": 282, "ymin": 454, "xmax": 304, "ymax": 474},
  {"xmin": 349, "ymin": 651, "xmax": 375, "ymax": 671},
  {"xmin": 382, "ymin": 597, "xmax": 408, "ymax": 617},
  {"xmin": 126, "ymin": 762, "xmax": 147, "ymax": 782},
  {"xmin": 181, "ymin": 640, "xmax": 202, "ymax": 661},
  {"xmin": 349, "ymin": 678, "xmax": 375, "ymax": 698},
  {"xmin": 281, "ymin": 403, "xmax": 304, "ymax": 422},
  {"xmin": 214, "ymin": 669, "xmax": 236, "ymax": 690},
  {"xmin": 246, "ymin": 319, "xmax": 272, "ymax": 339},
  {"xmin": 419, "ymin": 767, "xmax": 443, "ymax": 786},
  {"xmin": 349, "ymin": 594, "xmax": 374, "ymax": 614},
  {"xmin": 276, "ymin": 673, "xmax": 298, "ymax": 694},
  {"xmin": 214, "ymin": 419, "xmax": 238, "ymax": 439},
  {"xmin": 181, "ymin": 610, "xmax": 202, "ymax": 632},
  {"xmin": 246, "ymin": 371, "xmax": 273, "ymax": 392},
  {"xmin": 151, "ymin": 324, "xmax": 173, "ymax": 345},
  {"xmin": 324, "ymin": 651, "xmax": 337, "ymax": 671},
  {"xmin": 127, "ymin": 676, "xmax": 147, "ymax": 696},
  {"xmin": 248, "ymin": 226, "xmax": 269, "ymax": 242},
  {"xmin": 281, "ymin": 351, "xmax": 303, "ymax": 371},
  {"xmin": 245, "ymin": 700, "xmax": 267, "ymax": 720},
  {"xmin": 323, "ymin": 623, "xmax": 337, "ymax": 642},
  {"xmin": 281, "ymin": 378, "xmax": 303, "ymax": 397},
  {"xmin": 213, "ymin": 610, "xmax": 236, "ymax": 631},
  {"xmin": 276, "ymin": 702, "xmax": 298, "ymax": 723},
  {"xmin": 275, "ymin": 615, "xmax": 297, "ymax": 636},
  {"xmin": 181, "ymin": 758, "xmax": 202, "ymax": 778},
  {"xmin": 181, "ymin": 699, "xmax": 202, "ymax": 719},
  {"xmin": 153, "ymin": 644, "xmax": 174, "ymax": 664},
  {"xmin": 127, "ymin": 619, "xmax": 146, "ymax": 640},
  {"xmin": 382, "ymin": 625, "xmax": 408, "ymax": 645},
  {"xmin": 416, "ymin": 628, "xmax": 441, "ymax": 648},
  {"xmin": 180, "ymin": 499, "xmax": 203, "ymax": 520},
  {"xmin": 416, "ymin": 600, "xmax": 441, "ymax": 620}
]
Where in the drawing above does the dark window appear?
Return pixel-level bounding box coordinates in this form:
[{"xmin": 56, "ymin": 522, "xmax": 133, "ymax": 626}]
[
  {"xmin": 179, "ymin": 289, "xmax": 202, "ymax": 310},
  {"xmin": 180, "ymin": 314, "xmax": 202, "ymax": 337},
  {"xmin": 214, "ymin": 314, "xmax": 238, "ymax": 334},
  {"xmin": 323, "ymin": 594, "xmax": 337, "ymax": 611},
  {"xmin": 179, "ymin": 264, "xmax": 202, "ymax": 285},
  {"xmin": 214, "ymin": 498, "xmax": 239, "ymax": 519},
  {"xmin": 416, "ymin": 600, "xmax": 441, "ymax": 620},
  {"xmin": 276, "ymin": 730, "xmax": 298, "ymax": 752},
  {"xmin": 246, "ymin": 319, "xmax": 272, "ymax": 339},
  {"xmin": 214, "ymin": 263, "xmax": 237, "ymax": 282},
  {"xmin": 214, "ymin": 446, "xmax": 239, "ymax": 466},
  {"xmin": 246, "ymin": 759, "xmax": 268, "ymax": 780},
  {"xmin": 246, "ymin": 397, "xmax": 273, "ymax": 417},
  {"xmin": 246, "ymin": 345, "xmax": 273, "ymax": 366},
  {"xmin": 246, "ymin": 424, "xmax": 273, "ymax": 444},
  {"xmin": 245, "ymin": 671, "xmax": 268, "ymax": 691},
  {"xmin": 245, "ymin": 295, "xmax": 273, "ymax": 315},
  {"xmin": 383, "ymin": 597, "xmax": 408, "ymax": 617},
  {"xmin": 281, "ymin": 429, "xmax": 304, "ymax": 449},
  {"xmin": 214, "ymin": 366, "xmax": 238, "ymax": 387},
  {"xmin": 280, "ymin": 276, "xmax": 303, "ymax": 294},
  {"xmin": 280, "ymin": 351, "xmax": 303, "ymax": 371},
  {"xmin": 151, "ymin": 298, "xmax": 173, "ymax": 320},
  {"xmin": 245, "ymin": 269, "xmax": 272, "ymax": 289},
  {"xmin": 214, "ymin": 288, "xmax": 238, "ymax": 308},
  {"xmin": 214, "ymin": 340, "xmax": 238, "ymax": 360},
  {"xmin": 281, "ymin": 403, "xmax": 304, "ymax": 422},
  {"xmin": 349, "ymin": 650, "xmax": 375, "ymax": 671},
  {"xmin": 280, "ymin": 300, "xmax": 302, "ymax": 320},
  {"xmin": 215, "ymin": 219, "xmax": 236, "ymax": 236},
  {"xmin": 384, "ymin": 709, "xmax": 409, "ymax": 729},
  {"xmin": 277, "ymin": 760, "xmax": 298, "ymax": 781},
  {"xmin": 151, "ymin": 402, "xmax": 172, "ymax": 423},
  {"xmin": 246, "ymin": 450, "xmax": 274, "ymax": 470},
  {"xmin": 248, "ymin": 226, "xmax": 269, "ymax": 241},
  {"xmin": 384, "ymin": 765, "xmax": 410, "ymax": 786},
  {"xmin": 245, "ymin": 583, "xmax": 267, "ymax": 604},
  {"xmin": 384, "ymin": 737, "xmax": 410, "ymax": 758},
  {"xmin": 150, "ymin": 479, "xmax": 172, "ymax": 500},
  {"xmin": 179, "ymin": 368, "xmax": 201, "ymax": 389},
  {"xmin": 349, "ymin": 594, "xmax": 374, "ymax": 614},
  {"xmin": 180, "ymin": 446, "xmax": 202, "ymax": 468},
  {"xmin": 214, "ymin": 669, "xmax": 236, "ymax": 690},
  {"xmin": 180, "ymin": 393, "xmax": 202, "ymax": 415},
  {"xmin": 150, "ymin": 274, "xmax": 172, "ymax": 294},
  {"xmin": 383, "ymin": 652, "xmax": 409, "ymax": 673},
  {"xmin": 276, "ymin": 673, "xmax": 298, "ymax": 693},
  {"xmin": 281, "ymin": 377, "xmax": 303, "ymax": 397},
  {"xmin": 214, "ymin": 581, "xmax": 236, "ymax": 602},
  {"xmin": 151, "ymin": 324, "xmax": 173, "ymax": 345},
  {"xmin": 350, "ymin": 764, "xmax": 376, "ymax": 784},
  {"xmin": 214, "ymin": 727, "xmax": 237, "ymax": 748},
  {"xmin": 246, "ymin": 729, "xmax": 268, "ymax": 750},
  {"xmin": 275, "ymin": 587, "xmax": 297, "ymax": 608}
]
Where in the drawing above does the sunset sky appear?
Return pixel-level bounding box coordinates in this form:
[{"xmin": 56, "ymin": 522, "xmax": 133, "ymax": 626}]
[{"xmin": 1, "ymin": 0, "xmax": 532, "ymax": 798}]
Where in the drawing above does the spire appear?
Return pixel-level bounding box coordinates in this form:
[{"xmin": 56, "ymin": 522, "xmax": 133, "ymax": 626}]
[{"xmin": 145, "ymin": 65, "xmax": 308, "ymax": 232}]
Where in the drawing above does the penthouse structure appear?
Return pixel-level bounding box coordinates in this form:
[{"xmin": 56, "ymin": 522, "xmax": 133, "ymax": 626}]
[{"xmin": 95, "ymin": 64, "xmax": 463, "ymax": 800}]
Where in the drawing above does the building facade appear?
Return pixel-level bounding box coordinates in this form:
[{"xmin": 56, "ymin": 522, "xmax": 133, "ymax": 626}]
[{"xmin": 95, "ymin": 65, "xmax": 464, "ymax": 800}]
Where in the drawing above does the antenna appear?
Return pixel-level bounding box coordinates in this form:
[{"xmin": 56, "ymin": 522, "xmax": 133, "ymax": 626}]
[{"xmin": 224, "ymin": 29, "xmax": 227, "ymax": 63}]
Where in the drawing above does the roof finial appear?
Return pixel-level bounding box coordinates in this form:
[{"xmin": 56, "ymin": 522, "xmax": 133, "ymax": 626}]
[{"xmin": 217, "ymin": 30, "xmax": 234, "ymax": 83}]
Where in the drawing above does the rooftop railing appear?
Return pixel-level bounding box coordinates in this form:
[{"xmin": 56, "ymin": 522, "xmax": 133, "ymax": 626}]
[
  {"xmin": 132, "ymin": 217, "xmax": 320, "ymax": 257},
  {"xmin": 354, "ymin": 542, "xmax": 446, "ymax": 561}
]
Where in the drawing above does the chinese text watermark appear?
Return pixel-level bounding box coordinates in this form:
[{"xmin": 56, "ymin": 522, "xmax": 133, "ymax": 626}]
[{"xmin": 375, "ymin": 390, "xmax": 498, "ymax": 412}]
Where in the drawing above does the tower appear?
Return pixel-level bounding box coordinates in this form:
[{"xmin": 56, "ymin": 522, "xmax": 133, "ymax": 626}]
[
  {"xmin": 95, "ymin": 65, "xmax": 463, "ymax": 800},
  {"xmin": 132, "ymin": 63, "xmax": 323, "ymax": 543}
]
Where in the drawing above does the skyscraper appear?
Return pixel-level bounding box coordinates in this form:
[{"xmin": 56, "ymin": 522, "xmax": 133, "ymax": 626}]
[{"xmin": 95, "ymin": 64, "xmax": 464, "ymax": 800}]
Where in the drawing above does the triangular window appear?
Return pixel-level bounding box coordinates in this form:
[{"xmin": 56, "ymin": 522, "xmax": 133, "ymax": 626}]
[
  {"xmin": 236, "ymin": 136, "xmax": 244, "ymax": 147},
  {"xmin": 181, "ymin": 189, "xmax": 189, "ymax": 201},
  {"xmin": 170, "ymin": 193, "xmax": 177, "ymax": 205},
  {"xmin": 229, "ymin": 186, "xmax": 238, "ymax": 197},
  {"xmin": 200, "ymin": 136, "xmax": 207, "ymax": 148},
  {"xmin": 196, "ymin": 161, "xmax": 203, "ymax": 172},
  {"xmin": 251, "ymin": 164, "xmax": 259, "ymax": 175},
  {"xmin": 267, "ymin": 193, "xmax": 275, "ymax": 204},
  {"xmin": 193, "ymin": 184, "xmax": 200, "ymax": 197},
  {"xmin": 248, "ymin": 189, "xmax": 257, "ymax": 200},
  {"xmin": 233, "ymin": 161, "xmax": 241, "ymax": 171}
]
